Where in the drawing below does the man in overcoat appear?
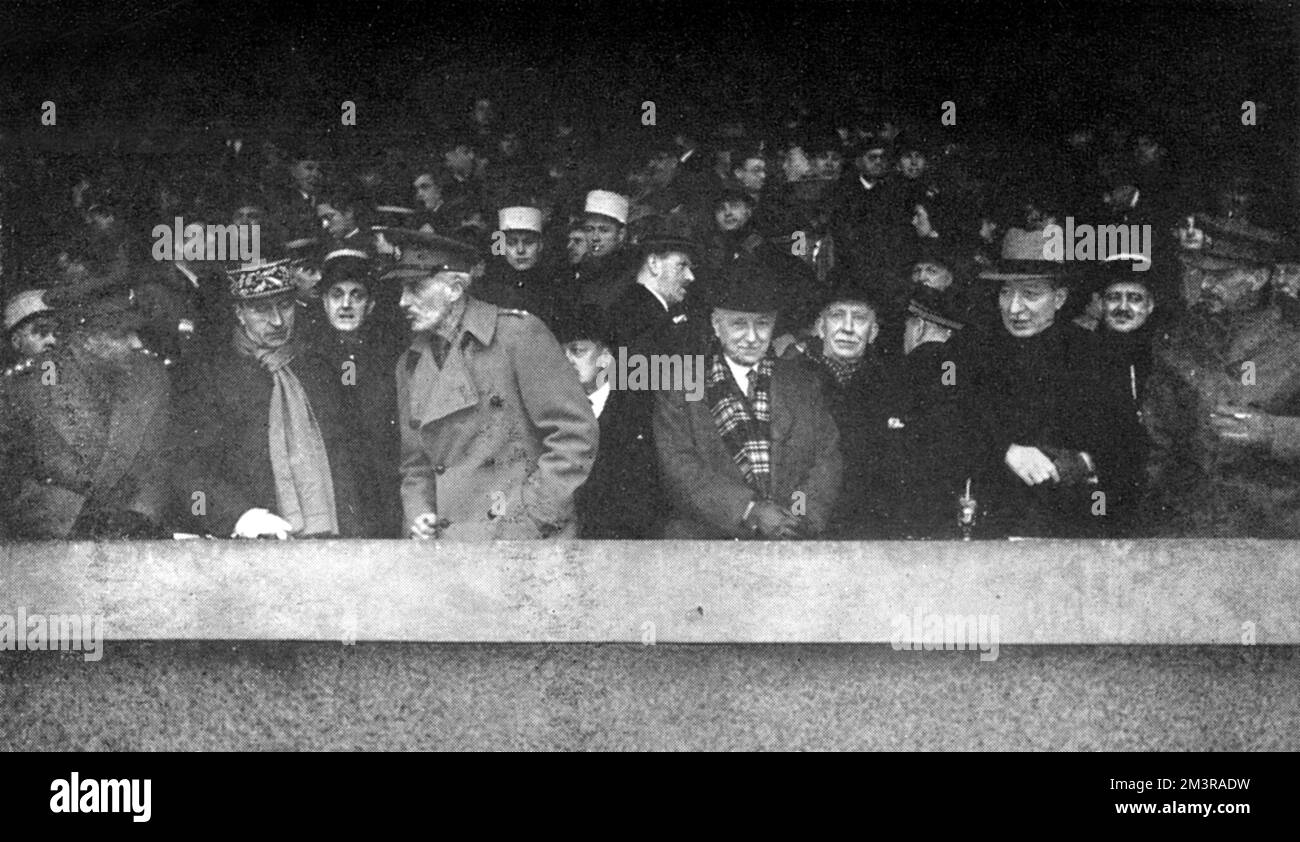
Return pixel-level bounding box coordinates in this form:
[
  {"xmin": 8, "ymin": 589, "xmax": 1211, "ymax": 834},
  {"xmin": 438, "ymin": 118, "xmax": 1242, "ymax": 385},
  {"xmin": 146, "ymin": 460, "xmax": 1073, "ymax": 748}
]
[
  {"xmin": 169, "ymin": 258, "xmax": 365, "ymax": 538},
  {"xmin": 654, "ymin": 256, "xmax": 842, "ymax": 539},
  {"xmin": 0, "ymin": 276, "xmax": 171, "ymax": 539},
  {"xmin": 387, "ymin": 230, "xmax": 599, "ymax": 540}
]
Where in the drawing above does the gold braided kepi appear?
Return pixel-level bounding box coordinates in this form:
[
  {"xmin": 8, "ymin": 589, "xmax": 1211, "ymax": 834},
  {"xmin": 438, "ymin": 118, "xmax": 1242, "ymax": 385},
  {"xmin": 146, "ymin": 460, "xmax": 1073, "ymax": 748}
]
[{"xmin": 227, "ymin": 259, "xmax": 297, "ymax": 300}]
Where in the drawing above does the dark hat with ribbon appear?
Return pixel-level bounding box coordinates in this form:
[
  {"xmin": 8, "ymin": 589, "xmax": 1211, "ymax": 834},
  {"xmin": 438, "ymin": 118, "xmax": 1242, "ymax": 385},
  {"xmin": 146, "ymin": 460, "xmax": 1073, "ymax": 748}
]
[
  {"xmin": 911, "ymin": 237, "xmax": 966, "ymax": 277},
  {"xmin": 379, "ymin": 229, "xmax": 482, "ymax": 282},
  {"xmin": 553, "ymin": 306, "xmax": 614, "ymax": 349},
  {"xmin": 713, "ymin": 255, "xmax": 785, "ymax": 314},
  {"xmin": 634, "ymin": 212, "xmax": 702, "ymax": 259},
  {"xmin": 907, "ymin": 285, "xmax": 965, "ymax": 331},
  {"xmin": 977, "ymin": 258, "xmax": 1070, "ymax": 289},
  {"xmin": 819, "ymin": 265, "xmax": 881, "ymax": 311}
]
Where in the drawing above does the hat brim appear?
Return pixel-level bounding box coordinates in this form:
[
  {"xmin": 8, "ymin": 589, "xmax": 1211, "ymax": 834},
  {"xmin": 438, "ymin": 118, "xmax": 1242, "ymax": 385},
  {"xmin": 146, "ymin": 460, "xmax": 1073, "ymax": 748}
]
[{"xmin": 639, "ymin": 237, "xmax": 701, "ymax": 257}]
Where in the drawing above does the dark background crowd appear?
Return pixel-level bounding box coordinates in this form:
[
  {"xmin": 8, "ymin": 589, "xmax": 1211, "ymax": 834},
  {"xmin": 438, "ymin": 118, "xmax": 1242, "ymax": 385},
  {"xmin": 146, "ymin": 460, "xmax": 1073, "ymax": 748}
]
[{"xmin": 1, "ymin": 0, "xmax": 1299, "ymax": 541}]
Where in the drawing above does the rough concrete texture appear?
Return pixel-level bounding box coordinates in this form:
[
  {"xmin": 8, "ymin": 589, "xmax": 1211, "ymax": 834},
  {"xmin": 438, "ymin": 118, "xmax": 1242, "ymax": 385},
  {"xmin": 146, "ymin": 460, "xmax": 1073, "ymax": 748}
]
[
  {"xmin": 2, "ymin": 539, "xmax": 1297, "ymax": 643},
  {"xmin": 2, "ymin": 643, "xmax": 1294, "ymax": 751}
]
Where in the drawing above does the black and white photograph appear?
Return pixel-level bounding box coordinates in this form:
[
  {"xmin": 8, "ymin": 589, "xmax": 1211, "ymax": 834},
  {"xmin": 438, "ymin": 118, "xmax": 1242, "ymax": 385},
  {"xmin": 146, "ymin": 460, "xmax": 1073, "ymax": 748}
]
[{"xmin": 0, "ymin": 0, "xmax": 1294, "ymax": 804}]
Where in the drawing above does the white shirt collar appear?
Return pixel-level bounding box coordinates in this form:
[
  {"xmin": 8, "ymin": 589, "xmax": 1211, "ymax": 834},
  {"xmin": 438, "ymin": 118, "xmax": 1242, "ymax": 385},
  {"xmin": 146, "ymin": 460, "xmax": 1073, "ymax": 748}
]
[
  {"xmin": 859, "ymin": 175, "xmax": 878, "ymax": 191},
  {"xmin": 723, "ymin": 355, "xmax": 756, "ymax": 395},
  {"xmin": 589, "ymin": 381, "xmax": 611, "ymax": 418}
]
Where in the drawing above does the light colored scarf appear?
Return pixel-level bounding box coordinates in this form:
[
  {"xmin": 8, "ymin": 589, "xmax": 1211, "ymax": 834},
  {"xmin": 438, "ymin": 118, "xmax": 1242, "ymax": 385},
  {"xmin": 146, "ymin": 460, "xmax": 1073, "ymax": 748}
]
[{"xmin": 234, "ymin": 327, "xmax": 339, "ymax": 536}]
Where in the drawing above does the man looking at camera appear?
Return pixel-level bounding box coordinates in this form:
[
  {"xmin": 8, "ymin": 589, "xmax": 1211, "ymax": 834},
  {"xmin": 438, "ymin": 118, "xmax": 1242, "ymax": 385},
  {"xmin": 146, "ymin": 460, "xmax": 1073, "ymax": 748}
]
[{"xmin": 655, "ymin": 256, "xmax": 841, "ymax": 539}]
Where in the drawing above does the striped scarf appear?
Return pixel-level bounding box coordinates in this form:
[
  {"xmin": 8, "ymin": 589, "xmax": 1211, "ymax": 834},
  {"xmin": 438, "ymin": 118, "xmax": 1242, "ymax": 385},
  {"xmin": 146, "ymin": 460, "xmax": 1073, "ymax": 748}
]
[{"xmin": 705, "ymin": 347, "xmax": 774, "ymax": 498}]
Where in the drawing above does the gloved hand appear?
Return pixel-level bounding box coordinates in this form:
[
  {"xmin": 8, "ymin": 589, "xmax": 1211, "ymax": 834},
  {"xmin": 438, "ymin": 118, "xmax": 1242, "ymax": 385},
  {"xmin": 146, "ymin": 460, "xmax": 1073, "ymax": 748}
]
[
  {"xmin": 744, "ymin": 501, "xmax": 803, "ymax": 539},
  {"xmin": 232, "ymin": 508, "xmax": 294, "ymax": 539},
  {"xmin": 1004, "ymin": 444, "xmax": 1059, "ymax": 486},
  {"xmin": 1210, "ymin": 404, "xmax": 1275, "ymax": 450},
  {"xmin": 1039, "ymin": 446, "xmax": 1098, "ymax": 486},
  {"xmin": 410, "ymin": 512, "xmax": 441, "ymax": 540}
]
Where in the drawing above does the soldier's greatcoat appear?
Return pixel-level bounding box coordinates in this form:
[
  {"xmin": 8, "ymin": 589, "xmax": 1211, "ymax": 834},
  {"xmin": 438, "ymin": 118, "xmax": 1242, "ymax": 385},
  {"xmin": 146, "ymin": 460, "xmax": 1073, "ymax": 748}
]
[
  {"xmin": 396, "ymin": 297, "xmax": 599, "ymax": 539},
  {"xmin": 1142, "ymin": 304, "xmax": 1300, "ymax": 536},
  {"xmin": 0, "ymin": 345, "xmax": 171, "ymax": 539}
]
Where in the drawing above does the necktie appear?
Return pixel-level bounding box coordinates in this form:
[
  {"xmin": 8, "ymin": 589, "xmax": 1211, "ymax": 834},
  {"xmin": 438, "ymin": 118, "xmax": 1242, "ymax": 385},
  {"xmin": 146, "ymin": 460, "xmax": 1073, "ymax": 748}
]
[
  {"xmin": 432, "ymin": 336, "xmax": 451, "ymax": 369},
  {"xmin": 745, "ymin": 368, "xmax": 757, "ymax": 401},
  {"xmin": 405, "ymin": 347, "xmax": 423, "ymax": 377}
]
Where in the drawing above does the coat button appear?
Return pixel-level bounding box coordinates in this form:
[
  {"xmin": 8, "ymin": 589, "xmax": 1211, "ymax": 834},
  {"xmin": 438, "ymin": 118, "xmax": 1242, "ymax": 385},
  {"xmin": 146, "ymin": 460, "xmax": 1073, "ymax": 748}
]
[
  {"xmin": 435, "ymin": 464, "xmax": 446, "ymax": 475},
  {"xmin": 490, "ymin": 395, "xmax": 504, "ymax": 408}
]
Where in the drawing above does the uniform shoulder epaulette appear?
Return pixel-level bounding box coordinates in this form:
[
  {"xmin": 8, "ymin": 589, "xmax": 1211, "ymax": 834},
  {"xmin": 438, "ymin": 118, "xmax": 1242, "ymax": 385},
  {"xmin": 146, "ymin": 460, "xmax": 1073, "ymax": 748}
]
[{"xmin": 498, "ymin": 308, "xmax": 531, "ymax": 318}]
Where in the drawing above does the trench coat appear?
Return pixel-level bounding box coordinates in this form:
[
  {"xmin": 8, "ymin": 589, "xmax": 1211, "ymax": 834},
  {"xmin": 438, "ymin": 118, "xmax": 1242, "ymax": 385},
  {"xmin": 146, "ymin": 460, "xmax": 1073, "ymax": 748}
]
[{"xmin": 396, "ymin": 297, "xmax": 599, "ymax": 540}]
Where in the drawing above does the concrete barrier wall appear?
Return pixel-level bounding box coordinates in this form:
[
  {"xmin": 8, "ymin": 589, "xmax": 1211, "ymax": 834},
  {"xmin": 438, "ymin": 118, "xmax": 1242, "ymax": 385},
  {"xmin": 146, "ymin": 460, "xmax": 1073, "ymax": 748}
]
[
  {"xmin": 1, "ymin": 539, "xmax": 1297, "ymax": 643},
  {"xmin": 3, "ymin": 539, "xmax": 1297, "ymax": 750}
]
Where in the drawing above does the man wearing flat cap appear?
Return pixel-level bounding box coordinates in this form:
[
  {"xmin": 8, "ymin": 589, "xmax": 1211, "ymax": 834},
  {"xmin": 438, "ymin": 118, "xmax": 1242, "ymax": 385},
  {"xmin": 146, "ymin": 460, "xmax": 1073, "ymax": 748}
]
[
  {"xmin": 961, "ymin": 260, "xmax": 1129, "ymax": 537},
  {"xmin": 655, "ymin": 255, "xmax": 842, "ymax": 539},
  {"xmin": 169, "ymin": 258, "xmax": 365, "ymax": 539},
  {"xmin": 0, "ymin": 276, "xmax": 171, "ymax": 539},
  {"xmin": 386, "ymin": 230, "xmax": 598, "ymax": 540}
]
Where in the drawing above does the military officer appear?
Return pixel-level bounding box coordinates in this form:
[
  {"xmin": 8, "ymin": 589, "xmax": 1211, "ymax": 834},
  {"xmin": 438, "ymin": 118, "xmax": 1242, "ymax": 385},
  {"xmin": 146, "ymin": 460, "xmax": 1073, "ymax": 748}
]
[
  {"xmin": 385, "ymin": 230, "xmax": 599, "ymax": 540},
  {"xmin": 0, "ymin": 276, "xmax": 171, "ymax": 539},
  {"xmin": 1142, "ymin": 238, "xmax": 1300, "ymax": 536},
  {"xmin": 4, "ymin": 289, "xmax": 58, "ymax": 369},
  {"xmin": 169, "ymin": 258, "xmax": 366, "ymax": 539}
]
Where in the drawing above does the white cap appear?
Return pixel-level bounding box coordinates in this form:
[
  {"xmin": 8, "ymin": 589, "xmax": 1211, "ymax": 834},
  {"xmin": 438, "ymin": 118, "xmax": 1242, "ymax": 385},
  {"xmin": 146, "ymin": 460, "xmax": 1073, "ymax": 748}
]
[
  {"xmin": 498, "ymin": 206, "xmax": 544, "ymax": 234},
  {"xmin": 4, "ymin": 289, "xmax": 52, "ymax": 334},
  {"xmin": 584, "ymin": 190, "xmax": 630, "ymax": 225}
]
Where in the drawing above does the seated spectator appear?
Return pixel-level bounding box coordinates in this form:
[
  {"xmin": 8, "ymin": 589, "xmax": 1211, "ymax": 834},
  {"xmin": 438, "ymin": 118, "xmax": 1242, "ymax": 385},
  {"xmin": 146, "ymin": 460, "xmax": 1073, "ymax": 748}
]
[
  {"xmin": 655, "ymin": 256, "xmax": 841, "ymax": 539},
  {"xmin": 1, "ymin": 274, "xmax": 170, "ymax": 539},
  {"xmin": 170, "ymin": 258, "xmax": 366, "ymax": 538}
]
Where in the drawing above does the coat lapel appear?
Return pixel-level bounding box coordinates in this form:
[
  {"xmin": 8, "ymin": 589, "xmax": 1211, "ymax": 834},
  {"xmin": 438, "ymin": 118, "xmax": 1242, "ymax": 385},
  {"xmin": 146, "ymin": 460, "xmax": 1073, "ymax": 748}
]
[{"xmin": 409, "ymin": 339, "xmax": 479, "ymax": 428}]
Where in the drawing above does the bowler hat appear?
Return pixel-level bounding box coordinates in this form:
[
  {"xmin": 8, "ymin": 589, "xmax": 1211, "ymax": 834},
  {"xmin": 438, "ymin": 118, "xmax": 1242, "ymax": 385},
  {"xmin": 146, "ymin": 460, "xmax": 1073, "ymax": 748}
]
[
  {"xmin": 635, "ymin": 212, "xmax": 701, "ymax": 259},
  {"xmin": 713, "ymin": 256, "xmax": 784, "ymax": 314},
  {"xmin": 553, "ymin": 307, "xmax": 614, "ymax": 348}
]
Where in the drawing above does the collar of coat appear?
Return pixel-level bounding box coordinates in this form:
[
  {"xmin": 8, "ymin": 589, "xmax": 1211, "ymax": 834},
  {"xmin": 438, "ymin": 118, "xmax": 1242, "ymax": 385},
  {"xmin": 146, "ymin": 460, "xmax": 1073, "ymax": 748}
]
[{"xmin": 454, "ymin": 296, "xmax": 499, "ymax": 347}]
